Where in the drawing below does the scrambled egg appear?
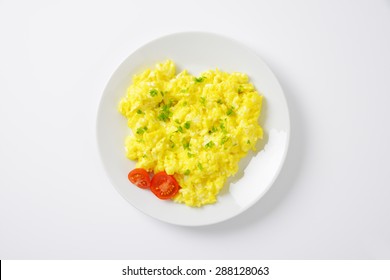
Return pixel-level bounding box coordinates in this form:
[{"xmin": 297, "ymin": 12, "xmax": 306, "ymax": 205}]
[{"xmin": 118, "ymin": 60, "xmax": 263, "ymax": 207}]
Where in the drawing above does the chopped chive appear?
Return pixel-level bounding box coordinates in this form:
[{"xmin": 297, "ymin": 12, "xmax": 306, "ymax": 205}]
[
  {"xmin": 158, "ymin": 112, "xmax": 169, "ymax": 121},
  {"xmin": 197, "ymin": 163, "xmax": 203, "ymax": 171},
  {"xmin": 209, "ymin": 126, "xmax": 218, "ymax": 134},
  {"xmin": 247, "ymin": 140, "xmax": 251, "ymax": 144},
  {"xmin": 205, "ymin": 141, "xmax": 215, "ymax": 148},
  {"xmin": 187, "ymin": 152, "xmax": 194, "ymax": 158},
  {"xmin": 157, "ymin": 103, "xmax": 172, "ymax": 122},
  {"xmin": 169, "ymin": 140, "xmax": 175, "ymax": 149},
  {"xmin": 194, "ymin": 76, "xmax": 206, "ymax": 83},
  {"xmin": 177, "ymin": 126, "xmax": 184, "ymax": 133},
  {"xmin": 136, "ymin": 109, "xmax": 143, "ymax": 114},
  {"xmin": 184, "ymin": 121, "xmax": 191, "ymax": 129},
  {"xmin": 182, "ymin": 140, "xmax": 190, "ymax": 150},
  {"xmin": 184, "ymin": 169, "xmax": 191, "ymax": 176},
  {"xmin": 136, "ymin": 127, "xmax": 147, "ymax": 135},
  {"xmin": 217, "ymin": 99, "xmax": 223, "ymax": 104},
  {"xmin": 200, "ymin": 97, "xmax": 206, "ymax": 105},
  {"xmin": 160, "ymin": 91, "xmax": 164, "ymax": 97},
  {"xmin": 227, "ymin": 106, "xmax": 235, "ymax": 116},
  {"xmin": 221, "ymin": 136, "xmax": 229, "ymax": 145},
  {"xmin": 149, "ymin": 89, "xmax": 158, "ymax": 97}
]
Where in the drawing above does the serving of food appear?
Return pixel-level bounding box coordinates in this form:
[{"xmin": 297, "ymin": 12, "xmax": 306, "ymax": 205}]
[
  {"xmin": 118, "ymin": 60, "xmax": 264, "ymax": 207},
  {"xmin": 97, "ymin": 32, "xmax": 289, "ymax": 225}
]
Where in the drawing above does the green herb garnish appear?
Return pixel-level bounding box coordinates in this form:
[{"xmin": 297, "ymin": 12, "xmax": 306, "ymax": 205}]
[
  {"xmin": 149, "ymin": 89, "xmax": 158, "ymax": 97},
  {"xmin": 182, "ymin": 140, "xmax": 190, "ymax": 150},
  {"xmin": 197, "ymin": 163, "xmax": 203, "ymax": 171},
  {"xmin": 220, "ymin": 123, "xmax": 226, "ymax": 132},
  {"xmin": 227, "ymin": 106, "xmax": 235, "ymax": 116},
  {"xmin": 221, "ymin": 136, "xmax": 229, "ymax": 145},
  {"xmin": 158, "ymin": 112, "xmax": 169, "ymax": 121},
  {"xmin": 136, "ymin": 109, "xmax": 143, "ymax": 114},
  {"xmin": 194, "ymin": 76, "xmax": 206, "ymax": 83},
  {"xmin": 136, "ymin": 126, "xmax": 147, "ymax": 135},
  {"xmin": 205, "ymin": 141, "xmax": 215, "ymax": 148},
  {"xmin": 184, "ymin": 121, "xmax": 191, "ymax": 129},
  {"xmin": 211, "ymin": 126, "xmax": 218, "ymax": 133},
  {"xmin": 157, "ymin": 104, "xmax": 172, "ymax": 122},
  {"xmin": 184, "ymin": 169, "xmax": 191, "ymax": 176}
]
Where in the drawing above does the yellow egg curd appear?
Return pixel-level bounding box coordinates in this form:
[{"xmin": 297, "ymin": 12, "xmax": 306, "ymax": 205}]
[{"xmin": 118, "ymin": 60, "xmax": 263, "ymax": 207}]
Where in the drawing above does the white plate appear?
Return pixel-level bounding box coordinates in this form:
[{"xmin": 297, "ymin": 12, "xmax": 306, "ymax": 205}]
[{"xmin": 97, "ymin": 32, "xmax": 290, "ymax": 226}]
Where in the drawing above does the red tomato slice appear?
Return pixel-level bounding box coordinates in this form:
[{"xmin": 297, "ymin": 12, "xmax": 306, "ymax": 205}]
[
  {"xmin": 128, "ymin": 168, "xmax": 151, "ymax": 189},
  {"xmin": 150, "ymin": 171, "xmax": 180, "ymax": 199}
]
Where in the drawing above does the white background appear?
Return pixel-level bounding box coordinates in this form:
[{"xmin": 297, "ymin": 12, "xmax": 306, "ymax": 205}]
[
  {"xmin": 2, "ymin": 260, "xmax": 390, "ymax": 280},
  {"xmin": 1, "ymin": 0, "xmax": 389, "ymax": 259}
]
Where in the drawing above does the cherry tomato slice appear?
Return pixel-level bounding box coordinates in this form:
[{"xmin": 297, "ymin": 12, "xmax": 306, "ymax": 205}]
[
  {"xmin": 128, "ymin": 168, "xmax": 150, "ymax": 189},
  {"xmin": 150, "ymin": 171, "xmax": 180, "ymax": 199}
]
